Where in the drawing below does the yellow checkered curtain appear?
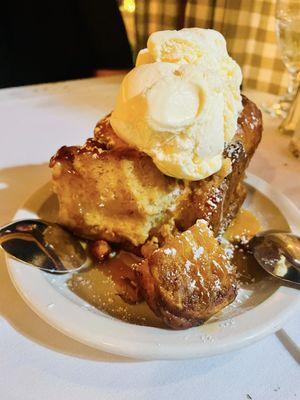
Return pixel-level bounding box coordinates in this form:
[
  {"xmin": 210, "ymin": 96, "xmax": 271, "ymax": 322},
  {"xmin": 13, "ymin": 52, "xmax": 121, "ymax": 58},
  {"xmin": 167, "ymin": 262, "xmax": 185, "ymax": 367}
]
[
  {"xmin": 134, "ymin": 0, "xmax": 186, "ymax": 51},
  {"xmin": 130, "ymin": 0, "xmax": 289, "ymax": 94}
]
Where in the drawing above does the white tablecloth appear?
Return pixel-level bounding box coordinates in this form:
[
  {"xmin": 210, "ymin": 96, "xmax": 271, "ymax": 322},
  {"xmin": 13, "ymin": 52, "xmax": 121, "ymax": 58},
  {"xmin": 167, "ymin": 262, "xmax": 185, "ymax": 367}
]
[{"xmin": 0, "ymin": 77, "xmax": 299, "ymax": 400}]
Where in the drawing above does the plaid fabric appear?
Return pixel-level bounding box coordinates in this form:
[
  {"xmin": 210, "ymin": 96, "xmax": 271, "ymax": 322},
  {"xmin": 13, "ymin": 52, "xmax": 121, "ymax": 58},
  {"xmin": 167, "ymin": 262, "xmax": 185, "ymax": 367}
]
[{"xmin": 121, "ymin": 0, "xmax": 289, "ymax": 95}]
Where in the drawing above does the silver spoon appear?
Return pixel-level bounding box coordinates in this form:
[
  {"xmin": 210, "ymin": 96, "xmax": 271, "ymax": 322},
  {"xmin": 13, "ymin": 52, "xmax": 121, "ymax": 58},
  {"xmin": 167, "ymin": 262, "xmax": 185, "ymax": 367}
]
[
  {"xmin": 0, "ymin": 219, "xmax": 90, "ymax": 273},
  {"xmin": 248, "ymin": 230, "xmax": 300, "ymax": 286}
]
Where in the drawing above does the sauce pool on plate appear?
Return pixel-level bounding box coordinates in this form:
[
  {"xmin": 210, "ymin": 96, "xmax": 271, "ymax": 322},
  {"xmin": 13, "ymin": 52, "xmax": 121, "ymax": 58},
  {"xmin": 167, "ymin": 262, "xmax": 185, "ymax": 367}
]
[{"xmin": 68, "ymin": 209, "xmax": 267, "ymax": 326}]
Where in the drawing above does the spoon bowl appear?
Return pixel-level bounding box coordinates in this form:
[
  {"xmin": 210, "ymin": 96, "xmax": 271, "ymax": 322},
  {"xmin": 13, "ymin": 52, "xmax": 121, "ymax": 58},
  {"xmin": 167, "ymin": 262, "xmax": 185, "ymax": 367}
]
[
  {"xmin": 0, "ymin": 219, "xmax": 89, "ymax": 273},
  {"xmin": 248, "ymin": 230, "xmax": 300, "ymax": 286}
]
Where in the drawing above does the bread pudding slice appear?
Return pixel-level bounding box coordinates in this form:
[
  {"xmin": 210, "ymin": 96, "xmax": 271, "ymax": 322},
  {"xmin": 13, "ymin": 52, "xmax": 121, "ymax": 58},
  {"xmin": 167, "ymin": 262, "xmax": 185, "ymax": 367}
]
[
  {"xmin": 50, "ymin": 96, "xmax": 262, "ymax": 247},
  {"xmin": 136, "ymin": 219, "xmax": 237, "ymax": 329},
  {"xmin": 50, "ymin": 127, "xmax": 185, "ymax": 246}
]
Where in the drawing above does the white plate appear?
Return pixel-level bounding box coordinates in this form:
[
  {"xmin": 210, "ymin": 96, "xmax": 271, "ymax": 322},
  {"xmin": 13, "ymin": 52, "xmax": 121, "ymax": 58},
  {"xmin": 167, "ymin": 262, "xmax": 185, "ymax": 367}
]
[{"xmin": 6, "ymin": 173, "xmax": 300, "ymax": 360}]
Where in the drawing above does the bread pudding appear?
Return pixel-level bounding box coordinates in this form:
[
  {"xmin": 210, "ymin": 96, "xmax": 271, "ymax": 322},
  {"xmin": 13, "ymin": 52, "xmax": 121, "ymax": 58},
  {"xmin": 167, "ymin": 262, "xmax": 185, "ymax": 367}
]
[
  {"xmin": 50, "ymin": 96, "xmax": 261, "ymax": 247},
  {"xmin": 50, "ymin": 119, "xmax": 185, "ymax": 246},
  {"xmin": 49, "ymin": 28, "xmax": 263, "ymax": 329}
]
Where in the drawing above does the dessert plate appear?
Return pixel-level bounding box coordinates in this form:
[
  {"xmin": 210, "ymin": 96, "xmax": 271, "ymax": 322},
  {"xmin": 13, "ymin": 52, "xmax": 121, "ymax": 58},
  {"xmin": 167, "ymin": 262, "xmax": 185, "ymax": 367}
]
[{"xmin": 6, "ymin": 173, "xmax": 300, "ymax": 360}]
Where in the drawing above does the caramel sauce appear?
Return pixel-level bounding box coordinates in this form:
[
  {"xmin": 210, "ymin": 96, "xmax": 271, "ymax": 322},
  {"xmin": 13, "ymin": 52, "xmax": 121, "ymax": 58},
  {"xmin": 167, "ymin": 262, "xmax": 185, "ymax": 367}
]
[
  {"xmin": 231, "ymin": 246, "xmax": 267, "ymax": 285},
  {"xmin": 224, "ymin": 209, "xmax": 261, "ymax": 242},
  {"xmin": 224, "ymin": 209, "xmax": 267, "ymax": 285},
  {"xmin": 68, "ymin": 251, "xmax": 165, "ymax": 328},
  {"xmin": 68, "ymin": 209, "xmax": 265, "ymax": 325},
  {"xmin": 43, "ymin": 225, "xmax": 86, "ymax": 268}
]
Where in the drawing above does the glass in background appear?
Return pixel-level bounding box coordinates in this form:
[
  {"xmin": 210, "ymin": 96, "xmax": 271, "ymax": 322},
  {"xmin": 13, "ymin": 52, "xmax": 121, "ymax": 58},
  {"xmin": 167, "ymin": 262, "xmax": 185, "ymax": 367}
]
[
  {"xmin": 264, "ymin": 0, "xmax": 300, "ymax": 117},
  {"xmin": 119, "ymin": 0, "xmax": 137, "ymax": 57}
]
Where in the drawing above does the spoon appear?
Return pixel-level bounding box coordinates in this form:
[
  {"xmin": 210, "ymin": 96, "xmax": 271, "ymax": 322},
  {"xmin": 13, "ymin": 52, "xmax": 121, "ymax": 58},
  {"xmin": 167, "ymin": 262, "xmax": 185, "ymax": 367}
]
[
  {"xmin": 0, "ymin": 219, "xmax": 89, "ymax": 273},
  {"xmin": 248, "ymin": 230, "xmax": 300, "ymax": 286}
]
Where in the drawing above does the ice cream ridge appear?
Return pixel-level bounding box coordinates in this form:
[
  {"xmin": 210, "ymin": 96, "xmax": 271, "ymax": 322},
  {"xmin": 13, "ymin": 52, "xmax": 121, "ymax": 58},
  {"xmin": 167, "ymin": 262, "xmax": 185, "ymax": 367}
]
[{"xmin": 110, "ymin": 28, "xmax": 243, "ymax": 181}]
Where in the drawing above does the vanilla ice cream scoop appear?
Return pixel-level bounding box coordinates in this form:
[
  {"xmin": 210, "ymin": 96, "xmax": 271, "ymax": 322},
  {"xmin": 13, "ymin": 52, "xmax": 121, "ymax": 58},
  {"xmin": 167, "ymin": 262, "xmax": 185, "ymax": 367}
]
[{"xmin": 110, "ymin": 28, "xmax": 243, "ymax": 181}]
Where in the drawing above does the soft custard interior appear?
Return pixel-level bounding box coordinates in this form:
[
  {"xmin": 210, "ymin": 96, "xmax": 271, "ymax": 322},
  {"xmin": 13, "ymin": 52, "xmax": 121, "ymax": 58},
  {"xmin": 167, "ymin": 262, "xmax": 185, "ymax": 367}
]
[{"xmin": 50, "ymin": 120, "xmax": 187, "ymax": 246}]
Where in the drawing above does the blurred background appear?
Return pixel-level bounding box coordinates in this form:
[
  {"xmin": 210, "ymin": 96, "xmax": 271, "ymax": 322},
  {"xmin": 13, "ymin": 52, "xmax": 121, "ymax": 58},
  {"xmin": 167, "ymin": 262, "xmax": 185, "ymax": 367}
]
[
  {"xmin": 122, "ymin": 0, "xmax": 298, "ymax": 97},
  {"xmin": 1, "ymin": 0, "xmax": 298, "ymax": 98}
]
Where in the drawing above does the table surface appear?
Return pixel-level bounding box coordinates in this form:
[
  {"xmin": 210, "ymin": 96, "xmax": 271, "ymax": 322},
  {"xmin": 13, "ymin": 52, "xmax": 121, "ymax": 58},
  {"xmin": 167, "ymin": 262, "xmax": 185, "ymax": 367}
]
[{"xmin": 0, "ymin": 77, "xmax": 299, "ymax": 400}]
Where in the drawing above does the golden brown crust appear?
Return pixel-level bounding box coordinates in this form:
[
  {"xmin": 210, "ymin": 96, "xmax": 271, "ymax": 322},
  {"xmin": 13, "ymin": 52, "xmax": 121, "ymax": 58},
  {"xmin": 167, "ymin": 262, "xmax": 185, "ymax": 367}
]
[
  {"xmin": 136, "ymin": 220, "xmax": 237, "ymax": 329},
  {"xmin": 173, "ymin": 96, "xmax": 262, "ymax": 234}
]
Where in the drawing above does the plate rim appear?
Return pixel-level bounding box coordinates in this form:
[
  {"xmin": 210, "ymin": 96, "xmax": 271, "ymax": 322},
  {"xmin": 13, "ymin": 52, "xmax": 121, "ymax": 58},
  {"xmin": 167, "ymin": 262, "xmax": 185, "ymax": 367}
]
[{"xmin": 6, "ymin": 172, "xmax": 300, "ymax": 360}]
